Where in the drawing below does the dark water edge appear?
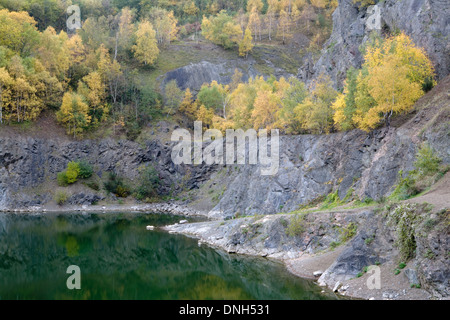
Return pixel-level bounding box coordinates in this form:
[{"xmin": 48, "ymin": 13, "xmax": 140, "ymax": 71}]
[{"xmin": 0, "ymin": 212, "xmax": 336, "ymax": 300}]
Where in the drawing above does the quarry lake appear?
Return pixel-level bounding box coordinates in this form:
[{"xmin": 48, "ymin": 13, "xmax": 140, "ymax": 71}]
[{"xmin": 0, "ymin": 212, "xmax": 333, "ymax": 300}]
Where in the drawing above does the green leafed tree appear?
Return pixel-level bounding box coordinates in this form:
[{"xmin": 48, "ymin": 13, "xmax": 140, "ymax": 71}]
[
  {"xmin": 201, "ymin": 10, "xmax": 242, "ymax": 49},
  {"xmin": 66, "ymin": 161, "xmax": 80, "ymax": 184},
  {"xmin": 56, "ymin": 92, "xmax": 91, "ymax": 138},
  {"xmin": 239, "ymin": 27, "xmax": 253, "ymax": 58},
  {"xmin": 164, "ymin": 79, "xmax": 183, "ymax": 116},
  {"xmin": 132, "ymin": 20, "xmax": 159, "ymax": 66}
]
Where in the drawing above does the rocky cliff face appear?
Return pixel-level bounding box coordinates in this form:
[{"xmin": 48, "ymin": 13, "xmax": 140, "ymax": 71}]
[
  {"xmin": 317, "ymin": 203, "xmax": 449, "ymax": 298},
  {"xmin": 208, "ymin": 76, "xmax": 450, "ymax": 219},
  {"xmin": 161, "ymin": 61, "xmax": 260, "ymax": 94},
  {"xmin": 158, "ymin": 43, "xmax": 302, "ymax": 93},
  {"xmin": 0, "ymin": 135, "xmax": 217, "ymax": 210},
  {"xmin": 299, "ymin": 0, "xmax": 450, "ymax": 88},
  {"xmin": 0, "ymin": 76, "xmax": 448, "ymax": 213},
  {"xmin": 165, "ymin": 208, "xmax": 376, "ymax": 260}
]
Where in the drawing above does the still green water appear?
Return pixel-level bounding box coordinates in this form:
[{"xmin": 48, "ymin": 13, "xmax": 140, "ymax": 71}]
[{"xmin": 0, "ymin": 212, "xmax": 334, "ymax": 300}]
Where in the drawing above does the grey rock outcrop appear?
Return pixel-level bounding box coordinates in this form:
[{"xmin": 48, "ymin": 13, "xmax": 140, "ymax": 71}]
[
  {"xmin": 164, "ymin": 209, "xmax": 369, "ymax": 260},
  {"xmin": 404, "ymin": 269, "xmax": 420, "ymax": 286},
  {"xmin": 416, "ymin": 218, "xmax": 450, "ymax": 297},
  {"xmin": 298, "ymin": 0, "xmax": 450, "ymax": 88},
  {"xmin": 0, "ymin": 137, "xmax": 217, "ymax": 210},
  {"xmin": 207, "ymin": 76, "xmax": 449, "ymax": 219},
  {"xmin": 161, "ymin": 61, "xmax": 259, "ymax": 93},
  {"xmin": 208, "ymin": 127, "xmax": 446, "ymax": 219},
  {"xmin": 165, "ymin": 202, "xmax": 449, "ymax": 298},
  {"xmin": 318, "ymin": 210, "xmax": 393, "ymax": 285},
  {"xmin": 319, "ymin": 203, "xmax": 449, "ymax": 297},
  {"xmin": 67, "ymin": 193, "xmax": 105, "ymax": 205}
]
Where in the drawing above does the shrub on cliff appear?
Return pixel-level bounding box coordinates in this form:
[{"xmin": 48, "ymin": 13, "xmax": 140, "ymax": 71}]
[
  {"xmin": 390, "ymin": 142, "xmax": 446, "ymax": 200},
  {"xmin": 352, "ymin": 0, "xmax": 377, "ymax": 8},
  {"xmin": 78, "ymin": 160, "xmax": 93, "ymax": 179},
  {"xmin": 414, "ymin": 142, "xmax": 442, "ymax": 176},
  {"xmin": 135, "ymin": 166, "xmax": 160, "ymax": 201},
  {"xmin": 54, "ymin": 190, "xmax": 68, "ymax": 205},
  {"xmin": 66, "ymin": 162, "xmax": 80, "ymax": 184},
  {"xmin": 104, "ymin": 172, "xmax": 130, "ymax": 198},
  {"xmin": 339, "ymin": 222, "xmax": 358, "ymax": 242},
  {"xmin": 285, "ymin": 213, "xmax": 308, "ymax": 237},
  {"xmin": 57, "ymin": 161, "xmax": 80, "ymax": 186},
  {"xmin": 57, "ymin": 171, "xmax": 69, "ymax": 187},
  {"xmin": 57, "ymin": 161, "xmax": 94, "ymax": 186},
  {"xmin": 387, "ymin": 203, "xmax": 421, "ymax": 261}
]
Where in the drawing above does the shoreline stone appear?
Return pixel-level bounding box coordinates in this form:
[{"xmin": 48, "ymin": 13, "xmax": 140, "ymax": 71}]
[
  {"xmin": 162, "ymin": 206, "xmax": 449, "ymax": 300},
  {"xmin": 0, "ymin": 202, "xmax": 209, "ymax": 218}
]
